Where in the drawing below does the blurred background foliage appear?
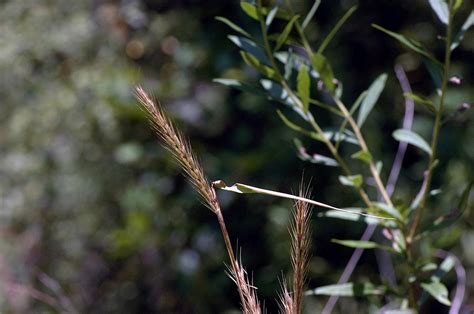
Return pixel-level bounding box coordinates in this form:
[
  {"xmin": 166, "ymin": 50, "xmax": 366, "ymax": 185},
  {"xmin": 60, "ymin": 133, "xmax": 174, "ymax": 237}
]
[{"xmin": 0, "ymin": 0, "xmax": 472, "ymax": 312}]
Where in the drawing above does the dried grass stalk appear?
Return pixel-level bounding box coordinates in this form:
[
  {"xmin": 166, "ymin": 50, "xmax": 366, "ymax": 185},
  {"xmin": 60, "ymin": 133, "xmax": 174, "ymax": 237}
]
[
  {"xmin": 135, "ymin": 86, "xmax": 260, "ymax": 314},
  {"xmin": 280, "ymin": 186, "xmax": 312, "ymax": 314}
]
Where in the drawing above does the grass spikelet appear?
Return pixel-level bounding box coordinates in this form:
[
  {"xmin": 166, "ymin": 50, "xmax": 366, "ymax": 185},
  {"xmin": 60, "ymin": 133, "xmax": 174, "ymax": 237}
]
[
  {"xmin": 135, "ymin": 86, "xmax": 260, "ymax": 312},
  {"xmin": 290, "ymin": 185, "xmax": 312, "ymax": 314},
  {"xmin": 135, "ymin": 86, "xmax": 219, "ymax": 213},
  {"xmin": 227, "ymin": 255, "xmax": 261, "ymax": 314}
]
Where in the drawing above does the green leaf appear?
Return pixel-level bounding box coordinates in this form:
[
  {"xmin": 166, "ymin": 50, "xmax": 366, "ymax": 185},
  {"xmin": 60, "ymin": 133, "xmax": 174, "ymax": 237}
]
[
  {"xmin": 404, "ymin": 92, "xmax": 436, "ymax": 112},
  {"xmin": 297, "ymin": 64, "xmax": 310, "ymax": 113},
  {"xmin": 372, "ymin": 202, "xmax": 403, "ymax": 221},
  {"xmin": 420, "ymin": 281, "xmax": 451, "ymax": 306},
  {"xmin": 294, "ymin": 138, "xmax": 339, "ymax": 167},
  {"xmin": 357, "ymin": 73, "xmax": 387, "ymax": 127},
  {"xmin": 319, "ymin": 208, "xmax": 382, "ymax": 225},
  {"xmin": 451, "ymin": 11, "xmax": 474, "ymax": 51},
  {"xmin": 265, "ymin": 6, "xmax": 278, "ymax": 27},
  {"xmin": 306, "ymin": 282, "xmax": 386, "ymax": 297},
  {"xmin": 213, "ymin": 78, "xmax": 265, "ymax": 96},
  {"xmin": 240, "ymin": 51, "xmax": 277, "ymax": 79},
  {"xmin": 212, "ymin": 180, "xmax": 390, "ymax": 219},
  {"xmin": 302, "ymin": 0, "xmax": 321, "ymax": 29},
  {"xmin": 215, "ymin": 16, "xmax": 251, "ymax": 38},
  {"xmin": 339, "ymin": 175, "xmax": 363, "ymax": 188},
  {"xmin": 351, "ymin": 150, "xmax": 373, "ymax": 164},
  {"xmin": 240, "ymin": 2, "xmax": 291, "ymax": 21},
  {"xmin": 275, "ymin": 15, "xmax": 300, "ymax": 51},
  {"xmin": 453, "ymin": 0, "xmax": 464, "ymax": 12},
  {"xmin": 372, "ymin": 24, "xmax": 439, "ymax": 63},
  {"xmin": 393, "ymin": 129, "xmax": 432, "ymax": 156},
  {"xmin": 317, "ymin": 5, "xmax": 358, "ymax": 54},
  {"xmin": 428, "ymin": 0, "xmax": 449, "ymax": 25},
  {"xmin": 332, "ymin": 239, "xmax": 395, "ymax": 252},
  {"xmin": 228, "ymin": 35, "xmax": 270, "ymax": 65},
  {"xmin": 311, "ymin": 53, "xmax": 335, "ymax": 91},
  {"xmin": 424, "ymin": 58, "xmax": 444, "ymax": 92},
  {"xmin": 277, "ymin": 111, "xmax": 320, "ymax": 140}
]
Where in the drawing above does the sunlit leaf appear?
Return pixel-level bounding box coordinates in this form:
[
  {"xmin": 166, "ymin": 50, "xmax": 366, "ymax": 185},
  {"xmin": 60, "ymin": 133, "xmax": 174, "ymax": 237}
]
[
  {"xmin": 339, "ymin": 175, "xmax": 363, "ymax": 188},
  {"xmin": 275, "ymin": 15, "xmax": 300, "ymax": 51},
  {"xmin": 311, "ymin": 53, "xmax": 335, "ymax": 91},
  {"xmin": 372, "ymin": 202, "xmax": 403, "ymax": 221},
  {"xmin": 454, "ymin": 0, "xmax": 464, "ymax": 12},
  {"xmin": 451, "ymin": 11, "xmax": 474, "ymax": 50},
  {"xmin": 302, "ymin": 0, "xmax": 321, "ymax": 29},
  {"xmin": 306, "ymin": 282, "xmax": 386, "ymax": 297},
  {"xmin": 421, "ymin": 280, "xmax": 451, "ymax": 306},
  {"xmin": 213, "ymin": 78, "xmax": 265, "ymax": 96},
  {"xmin": 319, "ymin": 208, "xmax": 382, "ymax": 225},
  {"xmin": 393, "ymin": 129, "xmax": 432, "ymax": 156},
  {"xmin": 228, "ymin": 35, "xmax": 270, "ymax": 64},
  {"xmin": 297, "ymin": 64, "xmax": 310, "ymax": 113},
  {"xmin": 240, "ymin": 51, "xmax": 277, "ymax": 79},
  {"xmin": 215, "ymin": 16, "xmax": 251, "ymax": 38},
  {"xmin": 212, "ymin": 180, "xmax": 390, "ymax": 219},
  {"xmin": 332, "ymin": 239, "xmax": 395, "ymax": 252},
  {"xmin": 357, "ymin": 73, "xmax": 387, "ymax": 127},
  {"xmin": 240, "ymin": 1, "xmax": 291, "ymax": 21},
  {"xmin": 294, "ymin": 138, "xmax": 339, "ymax": 167},
  {"xmin": 351, "ymin": 150, "xmax": 373, "ymax": 164},
  {"xmin": 404, "ymin": 92, "xmax": 436, "ymax": 112},
  {"xmin": 428, "ymin": 0, "xmax": 449, "ymax": 24},
  {"xmin": 265, "ymin": 6, "xmax": 278, "ymax": 28}
]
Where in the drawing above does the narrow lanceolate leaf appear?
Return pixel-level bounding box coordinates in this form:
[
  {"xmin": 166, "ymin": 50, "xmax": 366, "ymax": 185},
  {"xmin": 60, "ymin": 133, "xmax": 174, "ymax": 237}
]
[
  {"xmin": 302, "ymin": 0, "xmax": 321, "ymax": 29},
  {"xmin": 294, "ymin": 138, "xmax": 339, "ymax": 167},
  {"xmin": 240, "ymin": 2, "xmax": 291, "ymax": 21},
  {"xmin": 424, "ymin": 58, "xmax": 444, "ymax": 92},
  {"xmin": 275, "ymin": 15, "xmax": 300, "ymax": 51},
  {"xmin": 229, "ymin": 35, "xmax": 270, "ymax": 65},
  {"xmin": 393, "ymin": 129, "xmax": 432, "ymax": 156},
  {"xmin": 421, "ymin": 281, "xmax": 451, "ymax": 306},
  {"xmin": 373, "ymin": 202, "xmax": 403, "ymax": 221},
  {"xmin": 332, "ymin": 239, "xmax": 396, "ymax": 252},
  {"xmin": 351, "ymin": 150, "xmax": 373, "ymax": 164},
  {"xmin": 213, "ymin": 78, "xmax": 265, "ymax": 96},
  {"xmin": 317, "ymin": 5, "xmax": 358, "ymax": 54},
  {"xmin": 320, "ymin": 208, "xmax": 382, "ymax": 225},
  {"xmin": 297, "ymin": 64, "xmax": 310, "ymax": 113},
  {"xmin": 428, "ymin": 0, "xmax": 449, "ymax": 25},
  {"xmin": 306, "ymin": 282, "xmax": 386, "ymax": 297},
  {"xmin": 212, "ymin": 180, "xmax": 391, "ymax": 219},
  {"xmin": 311, "ymin": 53, "xmax": 335, "ymax": 91},
  {"xmin": 357, "ymin": 73, "xmax": 387, "ymax": 127},
  {"xmin": 454, "ymin": 0, "xmax": 464, "ymax": 12},
  {"xmin": 404, "ymin": 92, "xmax": 436, "ymax": 112},
  {"xmin": 451, "ymin": 11, "xmax": 474, "ymax": 51},
  {"xmin": 339, "ymin": 175, "xmax": 363, "ymax": 188},
  {"xmin": 372, "ymin": 24, "xmax": 440, "ymax": 63},
  {"xmin": 215, "ymin": 17, "xmax": 251, "ymax": 38},
  {"xmin": 240, "ymin": 51, "xmax": 277, "ymax": 79},
  {"xmin": 265, "ymin": 6, "xmax": 278, "ymax": 27}
]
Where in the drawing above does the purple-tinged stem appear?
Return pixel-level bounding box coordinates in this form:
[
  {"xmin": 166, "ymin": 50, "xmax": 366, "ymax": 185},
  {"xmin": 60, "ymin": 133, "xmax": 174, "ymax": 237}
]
[
  {"xmin": 322, "ymin": 65, "xmax": 414, "ymax": 313},
  {"xmin": 435, "ymin": 250, "xmax": 466, "ymax": 314}
]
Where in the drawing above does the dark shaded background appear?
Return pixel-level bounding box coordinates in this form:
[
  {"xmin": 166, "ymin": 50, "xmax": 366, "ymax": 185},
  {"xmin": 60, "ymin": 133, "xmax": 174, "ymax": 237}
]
[{"xmin": 0, "ymin": 0, "xmax": 473, "ymax": 312}]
